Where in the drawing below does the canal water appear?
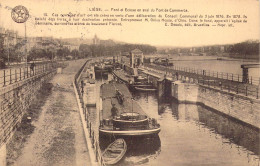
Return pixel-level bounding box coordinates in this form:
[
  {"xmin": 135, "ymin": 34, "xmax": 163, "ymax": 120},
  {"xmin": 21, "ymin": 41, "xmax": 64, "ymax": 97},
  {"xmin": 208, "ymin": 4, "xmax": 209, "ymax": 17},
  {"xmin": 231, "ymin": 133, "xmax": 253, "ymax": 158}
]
[{"xmin": 88, "ymin": 74, "xmax": 260, "ymax": 166}]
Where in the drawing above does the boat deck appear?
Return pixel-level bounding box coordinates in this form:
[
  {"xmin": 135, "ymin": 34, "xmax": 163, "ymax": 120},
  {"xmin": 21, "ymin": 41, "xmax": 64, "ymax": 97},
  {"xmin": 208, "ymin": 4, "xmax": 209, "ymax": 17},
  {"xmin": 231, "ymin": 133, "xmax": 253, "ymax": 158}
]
[
  {"xmin": 100, "ymin": 83, "xmax": 147, "ymax": 120},
  {"xmin": 112, "ymin": 69, "xmax": 134, "ymax": 83}
]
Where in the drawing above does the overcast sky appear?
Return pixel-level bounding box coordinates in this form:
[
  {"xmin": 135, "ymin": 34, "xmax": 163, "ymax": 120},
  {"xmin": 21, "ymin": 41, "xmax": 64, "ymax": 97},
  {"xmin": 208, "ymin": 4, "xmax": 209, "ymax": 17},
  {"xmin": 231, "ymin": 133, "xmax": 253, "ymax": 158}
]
[{"xmin": 0, "ymin": 0, "xmax": 259, "ymax": 47}]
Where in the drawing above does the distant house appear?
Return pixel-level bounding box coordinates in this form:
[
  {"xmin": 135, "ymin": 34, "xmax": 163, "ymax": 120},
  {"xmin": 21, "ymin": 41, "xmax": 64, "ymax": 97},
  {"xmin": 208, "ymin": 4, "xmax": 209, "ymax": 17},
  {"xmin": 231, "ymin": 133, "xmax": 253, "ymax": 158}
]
[
  {"xmin": 63, "ymin": 45, "xmax": 79, "ymax": 51},
  {"xmin": 121, "ymin": 52, "xmax": 130, "ymax": 57}
]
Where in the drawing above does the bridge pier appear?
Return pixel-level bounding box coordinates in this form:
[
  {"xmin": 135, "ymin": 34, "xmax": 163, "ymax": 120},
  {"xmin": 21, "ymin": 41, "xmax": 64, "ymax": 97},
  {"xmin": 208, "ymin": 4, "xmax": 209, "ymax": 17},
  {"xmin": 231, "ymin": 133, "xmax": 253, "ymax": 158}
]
[{"xmin": 0, "ymin": 144, "xmax": 6, "ymax": 166}]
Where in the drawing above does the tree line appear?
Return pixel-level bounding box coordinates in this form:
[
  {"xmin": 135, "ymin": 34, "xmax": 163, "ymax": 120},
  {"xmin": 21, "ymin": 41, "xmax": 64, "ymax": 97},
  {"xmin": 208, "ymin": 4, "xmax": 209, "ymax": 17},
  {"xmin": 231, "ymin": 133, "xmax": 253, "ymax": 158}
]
[
  {"xmin": 78, "ymin": 43, "xmax": 157, "ymax": 57},
  {"xmin": 228, "ymin": 40, "xmax": 259, "ymax": 56}
]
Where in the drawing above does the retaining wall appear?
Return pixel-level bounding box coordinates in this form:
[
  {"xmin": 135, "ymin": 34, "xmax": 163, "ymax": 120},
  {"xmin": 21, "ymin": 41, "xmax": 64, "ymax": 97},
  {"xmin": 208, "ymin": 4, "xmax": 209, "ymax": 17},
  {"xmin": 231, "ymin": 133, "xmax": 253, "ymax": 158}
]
[
  {"xmin": 171, "ymin": 82, "xmax": 260, "ymax": 128},
  {"xmin": 198, "ymin": 85, "xmax": 260, "ymax": 129},
  {"xmin": 0, "ymin": 69, "xmax": 57, "ymax": 165}
]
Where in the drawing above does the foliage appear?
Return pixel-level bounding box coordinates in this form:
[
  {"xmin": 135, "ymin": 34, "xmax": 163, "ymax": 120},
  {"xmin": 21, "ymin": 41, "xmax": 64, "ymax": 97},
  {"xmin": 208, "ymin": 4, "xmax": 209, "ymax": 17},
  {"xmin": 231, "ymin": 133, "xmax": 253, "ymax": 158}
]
[
  {"xmin": 229, "ymin": 40, "xmax": 259, "ymax": 56},
  {"xmin": 79, "ymin": 43, "xmax": 157, "ymax": 57}
]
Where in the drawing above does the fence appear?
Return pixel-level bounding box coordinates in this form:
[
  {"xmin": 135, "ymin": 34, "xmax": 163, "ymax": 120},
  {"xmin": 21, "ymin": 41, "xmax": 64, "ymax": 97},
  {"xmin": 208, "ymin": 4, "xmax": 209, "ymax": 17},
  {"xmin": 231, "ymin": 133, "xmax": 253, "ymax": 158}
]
[
  {"xmin": 144, "ymin": 64, "xmax": 260, "ymax": 99},
  {"xmin": 74, "ymin": 59, "xmax": 106, "ymax": 166},
  {"xmin": 0, "ymin": 62, "xmax": 67, "ymax": 88},
  {"xmin": 145, "ymin": 63, "xmax": 260, "ymax": 85}
]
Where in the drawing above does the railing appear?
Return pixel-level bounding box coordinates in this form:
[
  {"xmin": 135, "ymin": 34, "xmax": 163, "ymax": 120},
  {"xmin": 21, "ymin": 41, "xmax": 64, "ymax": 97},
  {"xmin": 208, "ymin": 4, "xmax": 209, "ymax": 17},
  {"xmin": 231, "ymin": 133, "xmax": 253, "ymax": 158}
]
[
  {"xmin": 0, "ymin": 62, "xmax": 67, "ymax": 88},
  {"xmin": 143, "ymin": 64, "xmax": 260, "ymax": 99},
  {"xmin": 74, "ymin": 59, "xmax": 106, "ymax": 166},
  {"xmin": 86, "ymin": 117, "xmax": 106, "ymax": 166},
  {"xmin": 145, "ymin": 63, "xmax": 260, "ymax": 85}
]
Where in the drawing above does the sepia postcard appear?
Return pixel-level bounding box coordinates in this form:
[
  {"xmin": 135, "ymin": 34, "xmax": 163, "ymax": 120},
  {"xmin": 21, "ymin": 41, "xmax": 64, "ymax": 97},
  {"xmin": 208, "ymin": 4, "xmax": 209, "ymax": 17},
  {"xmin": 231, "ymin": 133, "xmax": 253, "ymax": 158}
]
[{"xmin": 0, "ymin": 0, "xmax": 259, "ymax": 166}]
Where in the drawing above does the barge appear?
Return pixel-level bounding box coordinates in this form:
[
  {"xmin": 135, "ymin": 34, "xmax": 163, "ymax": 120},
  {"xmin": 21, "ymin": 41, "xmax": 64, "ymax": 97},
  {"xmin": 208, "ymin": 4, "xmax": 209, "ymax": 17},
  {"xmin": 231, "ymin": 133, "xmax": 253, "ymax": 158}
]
[
  {"xmin": 112, "ymin": 69, "xmax": 157, "ymax": 92},
  {"xmin": 99, "ymin": 82, "xmax": 160, "ymax": 136}
]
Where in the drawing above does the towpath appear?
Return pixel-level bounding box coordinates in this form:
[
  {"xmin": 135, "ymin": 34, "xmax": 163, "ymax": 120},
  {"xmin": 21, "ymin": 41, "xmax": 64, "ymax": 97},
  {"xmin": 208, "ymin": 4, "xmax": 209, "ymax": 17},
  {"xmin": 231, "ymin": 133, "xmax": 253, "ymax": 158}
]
[{"xmin": 10, "ymin": 60, "xmax": 91, "ymax": 166}]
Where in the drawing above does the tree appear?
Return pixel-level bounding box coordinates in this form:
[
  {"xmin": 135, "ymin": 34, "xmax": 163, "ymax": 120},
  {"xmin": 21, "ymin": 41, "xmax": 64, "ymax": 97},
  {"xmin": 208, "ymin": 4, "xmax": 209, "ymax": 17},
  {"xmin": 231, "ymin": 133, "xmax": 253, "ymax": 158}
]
[
  {"xmin": 0, "ymin": 34, "xmax": 5, "ymax": 68},
  {"xmin": 71, "ymin": 49, "xmax": 79, "ymax": 59},
  {"xmin": 57, "ymin": 47, "xmax": 70, "ymax": 59}
]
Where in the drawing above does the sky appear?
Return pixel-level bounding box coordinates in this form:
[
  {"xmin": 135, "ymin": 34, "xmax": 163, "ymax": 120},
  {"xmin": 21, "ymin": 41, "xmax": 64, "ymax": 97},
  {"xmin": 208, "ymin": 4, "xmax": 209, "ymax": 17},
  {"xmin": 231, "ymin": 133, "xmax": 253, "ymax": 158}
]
[{"xmin": 0, "ymin": 0, "xmax": 259, "ymax": 47}]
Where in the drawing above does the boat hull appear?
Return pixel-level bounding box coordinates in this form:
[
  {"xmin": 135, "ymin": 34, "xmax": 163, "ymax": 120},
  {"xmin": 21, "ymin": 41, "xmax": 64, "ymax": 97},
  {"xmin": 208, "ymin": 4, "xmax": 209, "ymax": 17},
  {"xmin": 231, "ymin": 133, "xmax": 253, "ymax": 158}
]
[
  {"xmin": 134, "ymin": 87, "xmax": 157, "ymax": 92},
  {"xmin": 102, "ymin": 138, "xmax": 127, "ymax": 165},
  {"xmin": 99, "ymin": 128, "xmax": 161, "ymax": 136}
]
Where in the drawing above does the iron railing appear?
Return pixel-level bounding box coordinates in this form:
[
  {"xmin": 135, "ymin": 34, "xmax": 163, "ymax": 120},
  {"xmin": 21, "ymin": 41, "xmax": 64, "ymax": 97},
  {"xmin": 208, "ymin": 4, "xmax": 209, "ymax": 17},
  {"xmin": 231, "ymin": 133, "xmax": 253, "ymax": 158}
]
[
  {"xmin": 74, "ymin": 59, "xmax": 106, "ymax": 166},
  {"xmin": 0, "ymin": 62, "xmax": 67, "ymax": 88},
  {"xmin": 143, "ymin": 64, "xmax": 260, "ymax": 99}
]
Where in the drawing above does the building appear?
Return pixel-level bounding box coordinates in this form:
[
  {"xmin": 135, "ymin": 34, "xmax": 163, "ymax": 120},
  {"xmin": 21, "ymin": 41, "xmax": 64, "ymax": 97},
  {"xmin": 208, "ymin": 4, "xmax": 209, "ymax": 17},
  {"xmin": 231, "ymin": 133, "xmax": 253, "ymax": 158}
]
[
  {"xmin": 93, "ymin": 34, "xmax": 100, "ymax": 45},
  {"xmin": 63, "ymin": 44, "xmax": 79, "ymax": 51},
  {"xmin": 130, "ymin": 49, "xmax": 144, "ymax": 68}
]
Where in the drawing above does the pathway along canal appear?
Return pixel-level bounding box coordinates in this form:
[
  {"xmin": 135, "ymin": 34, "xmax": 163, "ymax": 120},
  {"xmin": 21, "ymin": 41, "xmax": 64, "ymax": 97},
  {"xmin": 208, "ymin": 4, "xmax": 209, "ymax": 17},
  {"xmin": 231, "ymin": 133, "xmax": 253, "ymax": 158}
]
[{"xmin": 88, "ymin": 74, "xmax": 259, "ymax": 166}]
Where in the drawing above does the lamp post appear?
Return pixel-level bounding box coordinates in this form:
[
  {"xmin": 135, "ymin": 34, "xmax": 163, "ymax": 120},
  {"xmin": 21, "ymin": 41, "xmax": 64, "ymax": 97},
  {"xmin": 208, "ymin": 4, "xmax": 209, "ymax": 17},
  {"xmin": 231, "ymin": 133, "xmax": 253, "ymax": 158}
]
[
  {"xmin": 24, "ymin": 22, "xmax": 27, "ymax": 67},
  {"xmin": 3, "ymin": 33, "xmax": 10, "ymax": 66},
  {"xmin": 11, "ymin": 5, "xmax": 29, "ymax": 66},
  {"xmin": 7, "ymin": 36, "xmax": 10, "ymax": 66}
]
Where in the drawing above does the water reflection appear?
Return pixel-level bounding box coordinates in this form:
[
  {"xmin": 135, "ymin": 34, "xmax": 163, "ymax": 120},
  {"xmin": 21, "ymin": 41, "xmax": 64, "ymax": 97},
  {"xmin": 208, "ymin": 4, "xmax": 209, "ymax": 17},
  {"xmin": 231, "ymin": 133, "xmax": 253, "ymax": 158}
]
[
  {"xmin": 167, "ymin": 100, "xmax": 260, "ymax": 156},
  {"xmin": 132, "ymin": 91, "xmax": 260, "ymax": 166},
  {"xmin": 197, "ymin": 105, "xmax": 260, "ymax": 156}
]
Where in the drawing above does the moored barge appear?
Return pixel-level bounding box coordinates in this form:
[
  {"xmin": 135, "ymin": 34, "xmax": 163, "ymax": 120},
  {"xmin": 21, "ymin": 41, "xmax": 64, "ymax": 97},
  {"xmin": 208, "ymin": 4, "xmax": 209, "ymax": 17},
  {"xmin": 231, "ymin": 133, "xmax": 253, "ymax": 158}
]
[
  {"xmin": 112, "ymin": 69, "xmax": 157, "ymax": 92},
  {"xmin": 99, "ymin": 82, "xmax": 160, "ymax": 136}
]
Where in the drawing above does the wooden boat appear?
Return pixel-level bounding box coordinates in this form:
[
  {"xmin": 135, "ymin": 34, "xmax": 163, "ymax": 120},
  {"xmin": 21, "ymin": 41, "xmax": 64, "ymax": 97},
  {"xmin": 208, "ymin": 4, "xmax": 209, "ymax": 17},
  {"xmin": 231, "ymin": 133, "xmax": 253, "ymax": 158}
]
[
  {"xmin": 102, "ymin": 138, "xmax": 127, "ymax": 165},
  {"xmin": 99, "ymin": 83, "xmax": 161, "ymax": 136}
]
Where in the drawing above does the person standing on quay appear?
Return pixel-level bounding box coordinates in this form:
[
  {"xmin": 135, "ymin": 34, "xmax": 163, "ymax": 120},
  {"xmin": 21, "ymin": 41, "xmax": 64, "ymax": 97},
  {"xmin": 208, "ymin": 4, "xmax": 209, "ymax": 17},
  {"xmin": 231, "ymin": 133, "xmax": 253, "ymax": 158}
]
[{"xmin": 30, "ymin": 62, "xmax": 35, "ymax": 75}]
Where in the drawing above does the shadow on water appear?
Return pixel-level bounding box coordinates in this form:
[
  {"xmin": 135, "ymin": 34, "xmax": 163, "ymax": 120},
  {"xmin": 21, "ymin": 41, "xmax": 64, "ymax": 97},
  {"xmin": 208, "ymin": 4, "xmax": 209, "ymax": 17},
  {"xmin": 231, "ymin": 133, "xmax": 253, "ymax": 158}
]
[
  {"xmin": 196, "ymin": 105, "xmax": 260, "ymax": 156},
  {"xmin": 99, "ymin": 135, "xmax": 161, "ymax": 166}
]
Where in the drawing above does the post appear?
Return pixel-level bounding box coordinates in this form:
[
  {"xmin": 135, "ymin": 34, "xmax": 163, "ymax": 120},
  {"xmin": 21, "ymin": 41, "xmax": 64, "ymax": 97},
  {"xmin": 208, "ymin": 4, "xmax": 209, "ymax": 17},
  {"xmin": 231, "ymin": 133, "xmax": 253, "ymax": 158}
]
[
  {"xmin": 95, "ymin": 142, "xmax": 98, "ymax": 162},
  {"xmin": 10, "ymin": 69, "xmax": 12, "ymax": 84},
  {"xmin": 3, "ymin": 70, "xmax": 6, "ymax": 86},
  {"xmin": 245, "ymin": 86, "xmax": 248, "ymax": 96},
  {"xmin": 89, "ymin": 123, "xmax": 92, "ymax": 137},
  {"xmin": 24, "ymin": 67, "xmax": 26, "ymax": 79},
  {"xmin": 91, "ymin": 132, "xmax": 95, "ymax": 148},
  {"xmin": 257, "ymin": 87, "xmax": 258, "ymax": 99},
  {"xmin": 25, "ymin": 22, "xmax": 27, "ymax": 68},
  {"xmin": 20, "ymin": 68, "xmax": 22, "ymax": 81},
  {"xmin": 15, "ymin": 69, "xmax": 17, "ymax": 82}
]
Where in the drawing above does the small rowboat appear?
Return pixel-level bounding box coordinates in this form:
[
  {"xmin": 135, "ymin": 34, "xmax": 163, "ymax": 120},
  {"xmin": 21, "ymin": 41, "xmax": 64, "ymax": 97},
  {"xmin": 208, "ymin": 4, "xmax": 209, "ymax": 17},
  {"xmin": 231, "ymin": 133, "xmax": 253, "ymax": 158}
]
[{"xmin": 102, "ymin": 138, "xmax": 127, "ymax": 165}]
